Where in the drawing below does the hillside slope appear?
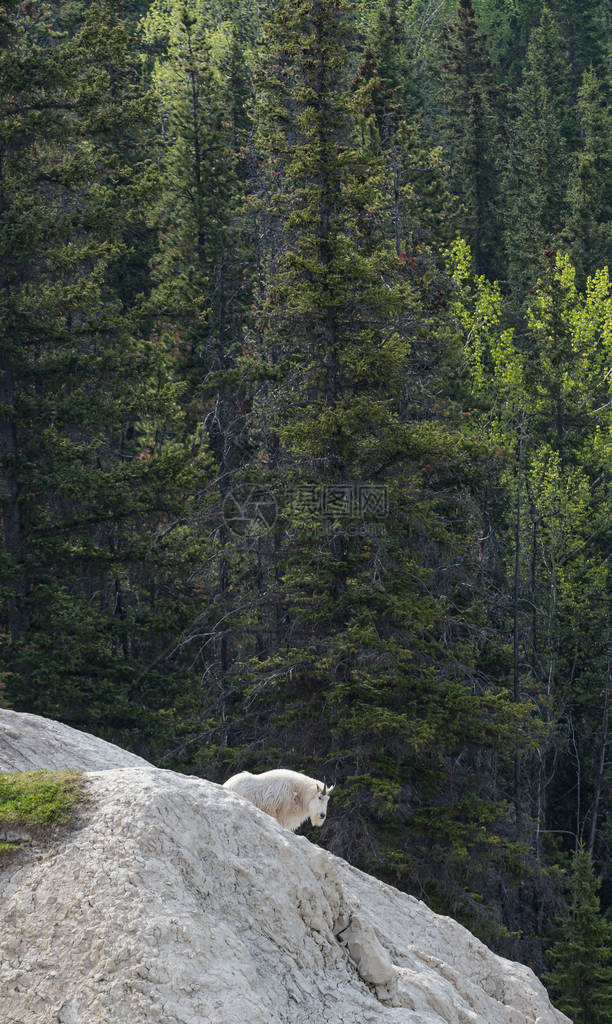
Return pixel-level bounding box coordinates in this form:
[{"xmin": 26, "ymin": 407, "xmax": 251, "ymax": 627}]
[{"xmin": 0, "ymin": 712, "xmax": 570, "ymax": 1024}]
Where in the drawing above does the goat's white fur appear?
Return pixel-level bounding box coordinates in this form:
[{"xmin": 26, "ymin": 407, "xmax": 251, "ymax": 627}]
[{"xmin": 223, "ymin": 769, "xmax": 334, "ymax": 831}]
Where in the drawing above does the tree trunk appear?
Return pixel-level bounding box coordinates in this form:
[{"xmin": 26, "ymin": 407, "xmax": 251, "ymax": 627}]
[{"xmin": 512, "ymin": 408, "xmax": 525, "ymax": 829}]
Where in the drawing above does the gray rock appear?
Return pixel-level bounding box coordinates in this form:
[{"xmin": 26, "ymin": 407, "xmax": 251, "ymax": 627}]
[
  {"xmin": 0, "ymin": 709, "xmax": 150, "ymax": 773},
  {"xmin": 0, "ymin": 712, "xmax": 571, "ymax": 1024},
  {"xmin": 336, "ymin": 912, "xmax": 395, "ymax": 986}
]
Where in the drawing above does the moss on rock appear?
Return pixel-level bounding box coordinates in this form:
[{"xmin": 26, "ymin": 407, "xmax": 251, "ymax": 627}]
[{"xmin": 0, "ymin": 770, "xmax": 87, "ymax": 862}]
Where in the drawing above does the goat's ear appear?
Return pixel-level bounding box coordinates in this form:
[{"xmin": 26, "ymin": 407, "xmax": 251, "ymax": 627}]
[{"xmin": 325, "ymin": 784, "xmax": 335, "ymax": 795}]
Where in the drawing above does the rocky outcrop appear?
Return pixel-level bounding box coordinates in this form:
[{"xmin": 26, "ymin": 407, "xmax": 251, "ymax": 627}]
[
  {"xmin": 0, "ymin": 712, "xmax": 570, "ymax": 1024},
  {"xmin": 0, "ymin": 709, "xmax": 150, "ymax": 773}
]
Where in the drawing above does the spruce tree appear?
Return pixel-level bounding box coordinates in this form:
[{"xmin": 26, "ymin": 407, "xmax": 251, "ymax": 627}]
[
  {"xmin": 365, "ymin": 0, "xmax": 458, "ymax": 268},
  {"xmin": 1, "ymin": 0, "xmax": 210, "ymax": 755},
  {"xmin": 546, "ymin": 846, "xmax": 612, "ymax": 1024},
  {"xmin": 142, "ymin": 0, "xmax": 254, "ymax": 740},
  {"xmin": 215, "ymin": 0, "xmax": 538, "ymax": 941},
  {"xmin": 368, "ymin": 0, "xmax": 420, "ymax": 121},
  {"xmin": 563, "ymin": 68, "xmax": 612, "ymax": 286},
  {"xmin": 504, "ymin": 6, "xmax": 573, "ymax": 305},
  {"xmin": 143, "ymin": 1, "xmax": 251, "ymax": 461},
  {"xmin": 548, "ymin": 0, "xmax": 608, "ymax": 94},
  {"xmin": 435, "ymin": 0, "xmax": 504, "ymax": 279}
]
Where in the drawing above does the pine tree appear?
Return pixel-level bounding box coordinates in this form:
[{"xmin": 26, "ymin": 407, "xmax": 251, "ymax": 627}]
[
  {"xmin": 546, "ymin": 846, "xmax": 612, "ymax": 1024},
  {"xmin": 210, "ymin": 0, "xmax": 540, "ymax": 943},
  {"xmin": 435, "ymin": 0, "xmax": 504, "ymax": 279},
  {"xmin": 0, "ymin": 0, "xmax": 30, "ymax": 652},
  {"xmin": 142, "ymin": 0, "xmax": 261, "ymax": 51},
  {"xmin": 526, "ymin": 257, "xmax": 612, "ymax": 875},
  {"xmin": 364, "ymin": 0, "xmax": 458, "ymax": 268},
  {"xmin": 145, "ymin": 6, "xmax": 238, "ymax": 365},
  {"xmin": 142, "ymin": 1, "xmax": 255, "ymax": 745},
  {"xmin": 143, "ymin": 2, "xmax": 252, "ymax": 460},
  {"xmin": 563, "ymin": 68, "xmax": 612, "ymax": 286},
  {"xmin": 504, "ymin": 6, "xmax": 573, "ymax": 305},
  {"xmin": 1, "ymin": 0, "xmax": 210, "ymax": 755},
  {"xmin": 368, "ymin": 0, "xmax": 420, "ymax": 121},
  {"xmin": 548, "ymin": 0, "xmax": 608, "ymax": 95}
]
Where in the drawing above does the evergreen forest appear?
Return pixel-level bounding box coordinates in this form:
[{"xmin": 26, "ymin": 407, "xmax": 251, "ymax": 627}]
[{"xmin": 1, "ymin": 0, "xmax": 610, "ymax": 1013}]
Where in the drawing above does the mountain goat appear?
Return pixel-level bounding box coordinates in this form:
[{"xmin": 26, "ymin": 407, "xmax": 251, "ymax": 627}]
[{"xmin": 223, "ymin": 769, "xmax": 334, "ymax": 831}]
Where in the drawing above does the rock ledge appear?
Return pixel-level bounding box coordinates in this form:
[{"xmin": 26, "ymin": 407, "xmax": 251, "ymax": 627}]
[{"xmin": 0, "ymin": 711, "xmax": 570, "ymax": 1024}]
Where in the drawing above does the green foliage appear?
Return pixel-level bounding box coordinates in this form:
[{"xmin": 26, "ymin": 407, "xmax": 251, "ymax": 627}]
[
  {"xmin": 368, "ymin": 0, "xmax": 421, "ymax": 119},
  {"xmin": 0, "ymin": 769, "xmax": 86, "ymax": 864},
  {"xmin": 563, "ymin": 68, "xmax": 612, "ymax": 286},
  {"xmin": 200, "ymin": 0, "xmax": 546, "ymax": 947},
  {"xmin": 434, "ymin": 0, "xmax": 504, "ymax": 278},
  {"xmin": 0, "ymin": 769, "xmax": 85, "ymax": 828},
  {"xmin": 546, "ymin": 847, "xmax": 612, "ymax": 1024},
  {"xmin": 143, "ymin": 0, "xmax": 260, "ymax": 48},
  {"xmin": 144, "ymin": 6, "xmax": 240, "ymax": 330},
  {"xmin": 1, "ymin": 0, "xmax": 610, "ymax": 982},
  {"xmin": 1, "ymin": 0, "xmax": 213, "ymax": 753},
  {"xmin": 0, "ymin": 841, "xmax": 20, "ymax": 857},
  {"xmin": 454, "ymin": 240, "xmax": 611, "ymax": 959},
  {"xmin": 504, "ymin": 6, "xmax": 573, "ymax": 304}
]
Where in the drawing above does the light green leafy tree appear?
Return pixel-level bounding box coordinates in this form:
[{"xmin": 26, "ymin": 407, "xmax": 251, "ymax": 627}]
[{"xmin": 453, "ymin": 243, "xmax": 611, "ymax": 954}]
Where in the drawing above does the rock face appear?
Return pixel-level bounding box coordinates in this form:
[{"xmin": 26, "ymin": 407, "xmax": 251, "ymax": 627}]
[
  {"xmin": 0, "ymin": 709, "xmax": 150, "ymax": 773},
  {"xmin": 0, "ymin": 713, "xmax": 570, "ymax": 1024}
]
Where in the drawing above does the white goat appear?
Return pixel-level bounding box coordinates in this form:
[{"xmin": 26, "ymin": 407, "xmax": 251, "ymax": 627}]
[{"xmin": 223, "ymin": 768, "xmax": 334, "ymax": 831}]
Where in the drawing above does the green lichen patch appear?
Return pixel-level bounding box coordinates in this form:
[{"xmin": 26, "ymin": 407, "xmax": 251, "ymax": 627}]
[
  {"xmin": 0, "ymin": 770, "xmax": 87, "ymax": 863},
  {"xmin": 0, "ymin": 840, "xmax": 21, "ymax": 864}
]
